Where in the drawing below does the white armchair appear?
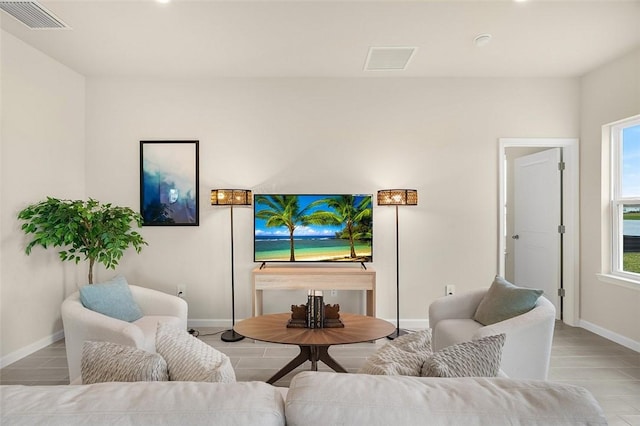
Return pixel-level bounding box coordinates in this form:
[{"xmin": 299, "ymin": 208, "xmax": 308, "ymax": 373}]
[
  {"xmin": 429, "ymin": 288, "xmax": 555, "ymax": 380},
  {"xmin": 61, "ymin": 285, "xmax": 188, "ymax": 383}
]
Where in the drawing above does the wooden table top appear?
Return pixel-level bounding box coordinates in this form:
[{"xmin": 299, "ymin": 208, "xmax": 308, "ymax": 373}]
[{"xmin": 234, "ymin": 313, "xmax": 395, "ymax": 346}]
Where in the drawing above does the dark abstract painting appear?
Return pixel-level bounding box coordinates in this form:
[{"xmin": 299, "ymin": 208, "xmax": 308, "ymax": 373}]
[{"xmin": 140, "ymin": 140, "xmax": 199, "ymax": 226}]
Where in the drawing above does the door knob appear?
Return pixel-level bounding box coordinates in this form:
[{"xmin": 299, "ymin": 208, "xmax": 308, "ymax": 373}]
[{"xmin": 512, "ymin": 235, "xmax": 519, "ymax": 240}]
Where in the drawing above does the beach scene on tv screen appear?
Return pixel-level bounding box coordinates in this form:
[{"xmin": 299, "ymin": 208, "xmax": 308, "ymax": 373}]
[{"xmin": 254, "ymin": 194, "xmax": 373, "ymax": 262}]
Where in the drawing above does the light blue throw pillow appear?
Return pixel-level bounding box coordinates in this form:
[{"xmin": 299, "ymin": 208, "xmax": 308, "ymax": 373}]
[{"xmin": 79, "ymin": 276, "xmax": 143, "ymax": 322}]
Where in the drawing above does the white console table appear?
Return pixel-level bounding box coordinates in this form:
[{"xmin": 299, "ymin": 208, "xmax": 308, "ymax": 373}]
[{"xmin": 252, "ymin": 266, "xmax": 376, "ymax": 317}]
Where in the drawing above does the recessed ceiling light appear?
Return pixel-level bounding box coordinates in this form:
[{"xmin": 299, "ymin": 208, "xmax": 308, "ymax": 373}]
[
  {"xmin": 473, "ymin": 34, "xmax": 492, "ymax": 47},
  {"xmin": 156, "ymin": 0, "xmax": 170, "ymax": 4}
]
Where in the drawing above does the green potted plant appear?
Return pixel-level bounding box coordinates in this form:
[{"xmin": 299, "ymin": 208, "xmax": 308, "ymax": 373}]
[{"xmin": 17, "ymin": 197, "xmax": 148, "ymax": 284}]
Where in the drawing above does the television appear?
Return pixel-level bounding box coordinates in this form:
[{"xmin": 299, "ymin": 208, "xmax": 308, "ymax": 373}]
[{"xmin": 254, "ymin": 194, "xmax": 373, "ymax": 263}]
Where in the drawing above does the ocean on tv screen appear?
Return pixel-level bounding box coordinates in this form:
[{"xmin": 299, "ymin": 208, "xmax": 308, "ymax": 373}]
[{"xmin": 254, "ymin": 194, "xmax": 373, "ymax": 262}]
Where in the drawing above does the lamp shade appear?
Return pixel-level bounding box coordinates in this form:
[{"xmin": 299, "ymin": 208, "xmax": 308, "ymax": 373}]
[
  {"xmin": 377, "ymin": 189, "xmax": 418, "ymax": 206},
  {"xmin": 211, "ymin": 189, "xmax": 252, "ymax": 206}
]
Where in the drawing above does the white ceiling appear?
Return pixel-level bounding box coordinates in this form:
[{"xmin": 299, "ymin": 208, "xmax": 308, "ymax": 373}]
[{"xmin": 1, "ymin": 0, "xmax": 639, "ymax": 78}]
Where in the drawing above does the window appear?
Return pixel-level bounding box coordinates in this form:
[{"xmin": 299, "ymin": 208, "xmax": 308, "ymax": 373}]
[{"xmin": 611, "ymin": 115, "xmax": 640, "ymax": 281}]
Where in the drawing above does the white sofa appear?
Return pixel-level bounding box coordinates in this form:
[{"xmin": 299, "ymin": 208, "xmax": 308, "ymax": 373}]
[
  {"xmin": 61, "ymin": 285, "xmax": 188, "ymax": 383},
  {"xmin": 0, "ymin": 372, "xmax": 607, "ymax": 425},
  {"xmin": 429, "ymin": 288, "xmax": 556, "ymax": 380}
]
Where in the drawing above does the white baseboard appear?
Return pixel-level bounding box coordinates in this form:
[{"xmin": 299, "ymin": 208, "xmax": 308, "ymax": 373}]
[
  {"xmin": 579, "ymin": 319, "xmax": 640, "ymax": 352},
  {"xmin": 0, "ymin": 329, "xmax": 65, "ymax": 369}
]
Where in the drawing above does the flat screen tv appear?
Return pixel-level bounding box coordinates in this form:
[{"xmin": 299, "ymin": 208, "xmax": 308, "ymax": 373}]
[{"xmin": 254, "ymin": 194, "xmax": 373, "ymax": 263}]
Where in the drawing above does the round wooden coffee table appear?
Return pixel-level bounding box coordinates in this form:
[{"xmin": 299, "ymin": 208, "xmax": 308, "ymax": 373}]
[{"xmin": 234, "ymin": 312, "xmax": 395, "ymax": 384}]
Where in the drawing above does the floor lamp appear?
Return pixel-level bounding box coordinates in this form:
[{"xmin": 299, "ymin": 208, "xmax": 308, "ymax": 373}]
[
  {"xmin": 211, "ymin": 189, "xmax": 252, "ymax": 342},
  {"xmin": 377, "ymin": 189, "xmax": 418, "ymax": 340}
]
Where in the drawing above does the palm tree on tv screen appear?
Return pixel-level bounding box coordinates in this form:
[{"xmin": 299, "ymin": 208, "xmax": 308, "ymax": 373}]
[
  {"xmin": 255, "ymin": 195, "xmax": 372, "ymax": 262},
  {"xmin": 314, "ymin": 195, "xmax": 372, "ymax": 259},
  {"xmin": 255, "ymin": 195, "xmax": 336, "ymax": 261}
]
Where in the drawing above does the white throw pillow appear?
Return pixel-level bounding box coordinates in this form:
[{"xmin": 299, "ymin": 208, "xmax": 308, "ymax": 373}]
[
  {"xmin": 156, "ymin": 322, "xmax": 236, "ymax": 383},
  {"xmin": 420, "ymin": 333, "xmax": 505, "ymax": 378},
  {"xmin": 81, "ymin": 341, "xmax": 168, "ymax": 384},
  {"xmin": 358, "ymin": 329, "xmax": 432, "ymax": 376}
]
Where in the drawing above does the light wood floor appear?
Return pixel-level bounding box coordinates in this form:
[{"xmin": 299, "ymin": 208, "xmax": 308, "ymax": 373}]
[{"xmin": 1, "ymin": 322, "xmax": 639, "ymax": 425}]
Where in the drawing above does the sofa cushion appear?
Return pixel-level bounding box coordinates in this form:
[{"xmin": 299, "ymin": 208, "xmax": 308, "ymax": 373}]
[
  {"xmin": 285, "ymin": 371, "xmax": 607, "ymax": 426},
  {"xmin": 156, "ymin": 323, "xmax": 236, "ymax": 383},
  {"xmin": 358, "ymin": 329, "xmax": 432, "ymax": 376},
  {"xmin": 1, "ymin": 381, "xmax": 286, "ymax": 426},
  {"xmin": 79, "ymin": 276, "xmax": 143, "ymax": 322},
  {"xmin": 421, "ymin": 333, "xmax": 505, "ymax": 377},
  {"xmin": 473, "ymin": 276, "xmax": 543, "ymax": 326},
  {"xmin": 81, "ymin": 341, "xmax": 168, "ymax": 384}
]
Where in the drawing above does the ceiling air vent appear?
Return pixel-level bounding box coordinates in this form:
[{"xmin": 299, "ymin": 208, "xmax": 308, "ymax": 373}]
[
  {"xmin": 364, "ymin": 47, "xmax": 417, "ymax": 71},
  {"xmin": 0, "ymin": 1, "xmax": 69, "ymax": 29}
]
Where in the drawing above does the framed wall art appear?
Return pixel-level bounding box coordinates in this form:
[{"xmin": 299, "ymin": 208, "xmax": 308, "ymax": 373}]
[{"xmin": 140, "ymin": 140, "xmax": 199, "ymax": 226}]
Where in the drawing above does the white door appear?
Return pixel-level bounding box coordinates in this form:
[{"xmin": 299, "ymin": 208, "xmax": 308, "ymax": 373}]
[{"xmin": 513, "ymin": 148, "xmax": 561, "ymax": 317}]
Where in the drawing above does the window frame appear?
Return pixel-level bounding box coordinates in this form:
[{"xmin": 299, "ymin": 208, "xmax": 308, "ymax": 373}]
[{"xmin": 610, "ymin": 115, "xmax": 640, "ymax": 283}]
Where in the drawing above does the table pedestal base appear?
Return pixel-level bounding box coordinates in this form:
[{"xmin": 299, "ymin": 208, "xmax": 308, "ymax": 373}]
[{"xmin": 266, "ymin": 345, "xmax": 347, "ymax": 385}]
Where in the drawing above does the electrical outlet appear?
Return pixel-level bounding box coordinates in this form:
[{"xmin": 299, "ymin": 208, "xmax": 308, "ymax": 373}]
[
  {"xmin": 445, "ymin": 285, "xmax": 455, "ymax": 296},
  {"xmin": 330, "ymin": 289, "xmax": 337, "ymax": 297},
  {"xmin": 177, "ymin": 284, "xmax": 186, "ymax": 298}
]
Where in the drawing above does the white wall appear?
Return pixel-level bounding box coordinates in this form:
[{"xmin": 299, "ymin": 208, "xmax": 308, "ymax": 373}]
[
  {"xmin": 84, "ymin": 76, "xmax": 579, "ymax": 327},
  {"xmin": 0, "ymin": 30, "xmax": 85, "ymax": 363},
  {"xmin": 579, "ymin": 48, "xmax": 640, "ymax": 347}
]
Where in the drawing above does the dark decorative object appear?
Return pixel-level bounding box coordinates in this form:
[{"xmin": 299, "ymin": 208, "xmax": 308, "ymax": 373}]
[
  {"xmin": 140, "ymin": 140, "xmax": 199, "ymax": 226},
  {"xmin": 287, "ymin": 304, "xmax": 308, "ymax": 328},
  {"xmin": 287, "ymin": 302, "xmax": 344, "ymax": 328},
  {"xmin": 323, "ymin": 304, "xmax": 344, "ymax": 328}
]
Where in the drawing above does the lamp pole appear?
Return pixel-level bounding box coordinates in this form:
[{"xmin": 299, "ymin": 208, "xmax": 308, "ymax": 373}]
[
  {"xmin": 221, "ymin": 203, "xmax": 244, "ymax": 342},
  {"xmin": 212, "ymin": 189, "xmax": 251, "ymax": 343},
  {"xmin": 377, "ymin": 189, "xmax": 417, "ymax": 340},
  {"xmin": 389, "ymin": 204, "xmax": 407, "ymax": 339}
]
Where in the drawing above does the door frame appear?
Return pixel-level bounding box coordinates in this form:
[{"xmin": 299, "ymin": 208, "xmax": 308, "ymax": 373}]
[{"xmin": 498, "ymin": 138, "xmax": 579, "ymax": 326}]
